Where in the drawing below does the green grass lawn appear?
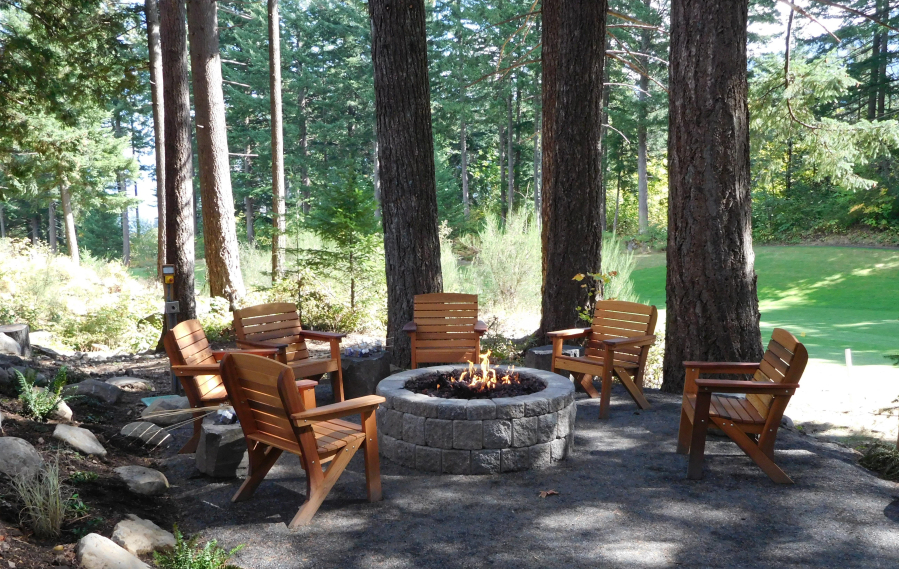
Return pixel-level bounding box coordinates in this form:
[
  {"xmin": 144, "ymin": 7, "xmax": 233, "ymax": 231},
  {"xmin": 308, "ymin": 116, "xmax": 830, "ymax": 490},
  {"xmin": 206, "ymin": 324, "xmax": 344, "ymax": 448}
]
[{"xmin": 631, "ymin": 246, "xmax": 899, "ymax": 366}]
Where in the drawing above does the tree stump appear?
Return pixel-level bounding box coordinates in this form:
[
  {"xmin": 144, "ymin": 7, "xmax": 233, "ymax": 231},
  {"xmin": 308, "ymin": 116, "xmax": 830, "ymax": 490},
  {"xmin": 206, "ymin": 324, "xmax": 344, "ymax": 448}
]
[{"xmin": 0, "ymin": 324, "xmax": 31, "ymax": 357}]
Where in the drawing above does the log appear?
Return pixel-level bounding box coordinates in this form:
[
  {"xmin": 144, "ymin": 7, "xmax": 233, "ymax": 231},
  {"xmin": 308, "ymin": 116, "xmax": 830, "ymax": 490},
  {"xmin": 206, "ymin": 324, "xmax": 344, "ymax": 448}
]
[{"xmin": 0, "ymin": 324, "xmax": 31, "ymax": 357}]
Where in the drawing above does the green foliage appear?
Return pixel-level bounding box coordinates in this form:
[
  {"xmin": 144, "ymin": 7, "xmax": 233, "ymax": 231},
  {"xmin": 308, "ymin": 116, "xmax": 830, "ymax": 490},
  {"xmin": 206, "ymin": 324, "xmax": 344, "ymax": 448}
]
[
  {"xmin": 859, "ymin": 444, "xmax": 899, "ymax": 482},
  {"xmin": 153, "ymin": 526, "xmax": 243, "ymax": 569},
  {"xmin": 16, "ymin": 367, "xmax": 75, "ymax": 421},
  {"xmin": 68, "ymin": 471, "xmax": 99, "ymax": 484}
]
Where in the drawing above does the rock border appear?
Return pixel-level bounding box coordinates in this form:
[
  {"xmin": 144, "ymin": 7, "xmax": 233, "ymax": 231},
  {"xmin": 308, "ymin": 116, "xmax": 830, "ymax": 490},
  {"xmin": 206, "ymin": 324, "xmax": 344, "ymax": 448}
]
[{"xmin": 376, "ymin": 366, "xmax": 575, "ymax": 475}]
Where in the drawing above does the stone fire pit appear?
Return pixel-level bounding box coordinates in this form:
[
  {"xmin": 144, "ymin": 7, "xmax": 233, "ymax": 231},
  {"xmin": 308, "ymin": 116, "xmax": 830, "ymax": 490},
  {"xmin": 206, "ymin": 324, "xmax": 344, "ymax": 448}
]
[{"xmin": 375, "ymin": 365, "xmax": 575, "ymax": 475}]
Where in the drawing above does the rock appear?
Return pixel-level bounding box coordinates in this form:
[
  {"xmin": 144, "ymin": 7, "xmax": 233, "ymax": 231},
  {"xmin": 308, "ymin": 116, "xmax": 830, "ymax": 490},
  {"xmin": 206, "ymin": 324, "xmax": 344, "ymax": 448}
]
[
  {"xmin": 77, "ymin": 533, "xmax": 150, "ymax": 569},
  {"xmin": 524, "ymin": 344, "xmax": 584, "ymax": 372},
  {"xmin": 106, "ymin": 377, "xmax": 154, "ymax": 392},
  {"xmin": 114, "ymin": 466, "xmax": 169, "ymax": 496},
  {"xmin": 196, "ymin": 423, "xmax": 247, "ymax": 478},
  {"xmin": 0, "ymin": 437, "xmax": 43, "ymax": 479},
  {"xmin": 31, "ymin": 344, "xmax": 62, "ymax": 358},
  {"xmin": 0, "ymin": 333, "xmax": 22, "ymax": 357},
  {"xmin": 141, "ymin": 397, "xmax": 191, "ymax": 426},
  {"xmin": 340, "ymin": 352, "xmax": 393, "ymax": 399},
  {"xmin": 120, "ymin": 421, "xmax": 172, "ymax": 449},
  {"xmin": 111, "ymin": 515, "xmax": 175, "ymax": 556},
  {"xmin": 64, "ymin": 379, "xmax": 123, "ymax": 404},
  {"xmin": 781, "ymin": 415, "xmax": 794, "ymax": 429},
  {"xmin": 53, "ymin": 424, "xmax": 107, "ymax": 457}
]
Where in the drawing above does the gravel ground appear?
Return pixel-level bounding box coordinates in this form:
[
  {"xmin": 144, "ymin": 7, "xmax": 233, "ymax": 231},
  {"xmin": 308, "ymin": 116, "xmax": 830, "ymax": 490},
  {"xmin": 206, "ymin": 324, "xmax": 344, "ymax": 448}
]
[{"xmin": 166, "ymin": 385, "xmax": 899, "ymax": 569}]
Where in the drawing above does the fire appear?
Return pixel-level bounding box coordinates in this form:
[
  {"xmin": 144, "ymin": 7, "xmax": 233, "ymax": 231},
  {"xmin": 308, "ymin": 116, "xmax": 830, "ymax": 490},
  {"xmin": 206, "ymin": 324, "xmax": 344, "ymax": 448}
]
[{"xmin": 456, "ymin": 351, "xmax": 516, "ymax": 392}]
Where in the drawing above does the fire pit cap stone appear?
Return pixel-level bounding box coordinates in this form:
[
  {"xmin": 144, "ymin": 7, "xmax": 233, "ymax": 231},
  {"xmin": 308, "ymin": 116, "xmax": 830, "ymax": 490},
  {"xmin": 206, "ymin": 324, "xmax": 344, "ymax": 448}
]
[
  {"xmin": 466, "ymin": 399, "xmax": 497, "ymax": 420},
  {"xmin": 492, "ymin": 397, "xmax": 526, "ymax": 419},
  {"xmin": 436, "ymin": 398, "xmax": 469, "ymax": 420}
]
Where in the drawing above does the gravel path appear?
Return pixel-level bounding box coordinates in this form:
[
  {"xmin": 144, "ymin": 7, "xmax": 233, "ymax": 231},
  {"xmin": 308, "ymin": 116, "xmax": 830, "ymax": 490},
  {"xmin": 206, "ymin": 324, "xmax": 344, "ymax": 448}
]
[{"xmin": 167, "ymin": 386, "xmax": 899, "ymax": 569}]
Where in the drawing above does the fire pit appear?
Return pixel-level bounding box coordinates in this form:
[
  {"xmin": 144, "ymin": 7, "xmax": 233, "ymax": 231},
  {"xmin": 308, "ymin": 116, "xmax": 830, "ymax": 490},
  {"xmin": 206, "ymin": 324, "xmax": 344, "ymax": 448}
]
[{"xmin": 375, "ymin": 358, "xmax": 575, "ymax": 475}]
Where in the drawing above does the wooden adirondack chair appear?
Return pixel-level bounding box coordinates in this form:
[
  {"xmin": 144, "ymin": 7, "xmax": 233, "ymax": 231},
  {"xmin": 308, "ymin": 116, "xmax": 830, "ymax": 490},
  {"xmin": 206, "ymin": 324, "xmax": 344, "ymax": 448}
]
[
  {"xmin": 232, "ymin": 303, "xmax": 347, "ymax": 402},
  {"xmin": 677, "ymin": 328, "xmax": 808, "ymax": 484},
  {"xmin": 403, "ymin": 293, "xmax": 488, "ymax": 369},
  {"xmin": 219, "ymin": 353, "xmax": 384, "ymax": 527},
  {"xmin": 163, "ymin": 319, "xmax": 291, "ymax": 454},
  {"xmin": 548, "ymin": 300, "xmax": 658, "ymax": 419}
]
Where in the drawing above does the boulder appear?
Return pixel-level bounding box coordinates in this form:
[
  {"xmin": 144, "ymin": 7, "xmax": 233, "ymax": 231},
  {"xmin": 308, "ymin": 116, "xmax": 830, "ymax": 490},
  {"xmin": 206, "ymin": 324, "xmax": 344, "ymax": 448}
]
[
  {"xmin": 53, "ymin": 424, "xmax": 107, "ymax": 457},
  {"xmin": 0, "ymin": 437, "xmax": 43, "ymax": 479},
  {"xmin": 106, "ymin": 377, "xmax": 154, "ymax": 392},
  {"xmin": 120, "ymin": 421, "xmax": 172, "ymax": 449},
  {"xmin": 196, "ymin": 423, "xmax": 247, "ymax": 478},
  {"xmin": 111, "ymin": 515, "xmax": 175, "ymax": 556},
  {"xmin": 524, "ymin": 344, "xmax": 584, "ymax": 372},
  {"xmin": 141, "ymin": 396, "xmax": 191, "ymax": 427},
  {"xmin": 77, "ymin": 533, "xmax": 150, "ymax": 569},
  {"xmin": 114, "ymin": 466, "xmax": 169, "ymax": 496},
  {"xmin": 341, "ymin": 352, "xmax": 392, "ymax": 399},
  {"xmin": 64, "ymin": 379, "xmax": 123, "ymax": 404}
]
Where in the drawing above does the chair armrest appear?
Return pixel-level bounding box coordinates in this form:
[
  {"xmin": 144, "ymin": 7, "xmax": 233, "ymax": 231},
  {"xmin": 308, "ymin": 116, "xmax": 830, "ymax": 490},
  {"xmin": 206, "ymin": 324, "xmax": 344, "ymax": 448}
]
[
  {"xmin": 172, "ymin": 364, "xmax": 219, "ymax": 377},
  {"xmin": 237, "ymin": 339, "xmax": 288, "ymax": 351},
  {"xmin": 603, "ymin": 335, "xmax": 656, "ymax": 348},
  {"xmin": 474, "ymin": 320, "xmax": 488, "ymax": 335},
  {"xmin": 295, "ymin": 380, "xmax": 318, "ymax": 391},
  {"xmin": 301, "ymin": 330, "xmax": 347, "ymax": 342},
  {"xmin": 546, "ymin": 328, "xmax": 592, "ymax": 339},
  {"xmin": 683, "ymin": 362, "xmax": 761, "ymax": 374},
  {"xmin": 403, "ymin": 321, "xmax": 417, "ymax": 334},
  {"xmin": 694, "ymin": 379, "xmax": 800, "ymax": 394},
  {"xmin": 291, "ymin": 395, "xmax": 386, "ymax": 424},
  {"xmin": 212, "ymin": 348, "xmax": 280, "ymax": 361}
]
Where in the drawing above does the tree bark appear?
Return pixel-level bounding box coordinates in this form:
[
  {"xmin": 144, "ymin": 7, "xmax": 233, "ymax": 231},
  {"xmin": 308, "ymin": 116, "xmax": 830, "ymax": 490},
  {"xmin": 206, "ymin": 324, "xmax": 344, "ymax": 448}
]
[
  {"xmin": 599, "ymin": 37, "xmax": 610, "ymax": 233},
  {"xmin": 0, "ymin": 324, "xmax": 31, "ymax": 357},
  {"xmin": 868, "ymin": 8, "xmax": 882, "ymax": 121},
  {"xmin": 187, "ymin": 0, "xmax": 245, "ymax": 306},
  {"xmin": 499, "ymin": 123, "xmax": 506, "ymax": 222},
  {"xmin": 533, "ymin": 100, "xmax": 541, "ymax": 227},
  {"xmin": 663, "ymin": 0, "xmax": 763, "ymax": 393},
  {"xmin": 507, "ymin": 88, "xmax": 514, "ymax": 216},
  {"xmin": 0, "ymin": 203, "xmax": 5, "ymax": 238},
  {"xmin": 48, "ymin": 201, "xmax": 57, "ymax": 254},
  {"xmin": 373, "ymin": 138, "xmax": 381, "ymax": 218},
  {"xmin": 60, "ymin": 183, "xmax": 79, "ymax": 265},
  {"xmin": 637, "ymin": 0, "xmax": 650, "ymax": 234},
  {"xmin": 368, "ymin": 0, "xmax": 443, "ymax": 367},
  {"xmin": 537, "ymin": 0, "xmax": 607, "ymax": 341},
  {"xmin": 461, "ymin": 118, "xmax": 470, "ymax": 219},
  {"xmin": 268, "ymin": 0, "xmax": 286, "ymax": 282},
  {"xmin": 613, "ymin": 169, "xmax": 621, "ymax": 234},
  {"xmin": 160, "ymin": 0, "xmax": 196, "ymax": 321},
  {"xmin": 876, "ymin": 0, "xmax": 887, "ymax": 118},
  {"xmin": 146, "ymin": 0, "xmax": 166, "ymax": 278},
  {"xmin": 114, "ymin": 115, "xmax": 131, "ymax": 266},
  {"xmin": 299, "ymin": 82, "xmax": 311, "ymax": 215}
]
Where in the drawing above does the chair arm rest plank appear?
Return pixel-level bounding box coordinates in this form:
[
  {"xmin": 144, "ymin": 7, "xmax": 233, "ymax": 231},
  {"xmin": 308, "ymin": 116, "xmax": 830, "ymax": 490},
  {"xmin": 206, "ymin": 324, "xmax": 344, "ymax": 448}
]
[
  {"xmin": 301, "ymin": 330, "xmax": 347, "ymax": 342},
  {"xmin": 694, "ymin": 379, "xmax": 800, "ymax": 394},
  {"xmin": 603, "ymin": 335, "xmax": 656, "ymax": 348},
  {"xmin": 237, "ymin": 339, "xmax": 289, "ymax": 351},
  {"xmin": 546, "ymin": 328, "xmax": 592, "ymax": 339},
  {"xmin": 292, "ymin": 395, "xmax": 386, "ymax": 424},
  {"xmin": 212, "ymin": 348, "xmax": 280, "ymax": 361},
  {"xmin": 295, "ymin": 380, "xmax": 318, "ymax": 391},
  {"xmin": 683, "ymin": 362, "xmax": 761, "ymax": 374},
  {"xmin": 172, "ymin": 364, "xmax": 219, "ymax": 376}
]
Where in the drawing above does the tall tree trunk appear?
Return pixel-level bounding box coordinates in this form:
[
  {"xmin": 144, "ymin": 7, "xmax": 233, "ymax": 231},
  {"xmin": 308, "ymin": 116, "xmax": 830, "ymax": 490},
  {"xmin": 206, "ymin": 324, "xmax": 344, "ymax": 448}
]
[
  {"xmin": 187, "ymin": 0, "xmax": 245, "ymax": 305},
  {"xmin": 868, "ymin": 12, "xmax": 882, "ymax": 121},
  {"xmin": 0, "ymin": 203, "xmax": 6, "ymax": 238},
  {"xmin": 268, "ymin": 0, "xmax": 286, "ymax": 281},
  {"xmin": 299, "ymin": 83, "xmax": 311, "ymax": 215},
  {"xmin": 506, "ymin": 89, "xmax": 514, "ymax": 216},
  {"xmin": 461, "ymin": 118, "xmax": 470, "ymax": 219},
  {"xmin": 30, "ymin": 214, "xmax": 39, "ymax": 245},
  {"xmin": 245, "ymin": 196, "xmax": 255, "ymax": 244},
  {"xmin": 663, "ymin": 0, "xmax": 763, "ymax": 393},
  {"xmin": 876, "ymin": 0, "xmax": 887, "ymax": 118},
  {"xmin": 373, "ymin": 138, "xmax": 381, "ymax": 218},
  {"xmin": 537, "ymin": 0, "xmax": 607, "ymax": 341},
  {"xmin": 533, "ymin": 99, "xmax": 541, "ymax": 228},
  {"xmin": 514, "ymin": 78, "xmax": 522, "ymax": 198},
  {"xmin": 134, "ymin": 181, "xmax": 141, "ymax": 237},
  {"xmin": 146, "ymin": 0, "xmax": 166, "ymax": 278},
  {"xmin": 60, "ymin": 184, "xmax": 79, "ymax": 265},
  {"xmin": 499, "ymin": 124, "xmax": 506, "ymax": 222},
  {"xmin": 637, "ymin": 0, "xmax": 650, "ymax": 234},
  {"xmin": 613, "ymin": 169, "xmax": 621, "ymax": 234},
  {"xmin": 48, "ymin": 201, "xmax": 57, "ymax": 254},
  {"xmin": 368, "ymin": 0, "xmax": 443, "ymax": 367},
  {"xmin": 160, "ymin": 0, "xmax": 196, "ymax": 321},
  {"xmin": 115, "ymin": 115, "xmax": 131, "ymax": 266}
]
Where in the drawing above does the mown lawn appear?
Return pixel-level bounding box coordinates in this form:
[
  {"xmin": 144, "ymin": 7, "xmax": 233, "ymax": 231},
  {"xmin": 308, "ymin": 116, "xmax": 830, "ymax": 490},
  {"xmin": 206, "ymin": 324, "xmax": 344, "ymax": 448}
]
[{"xmin": 631, "ymin": 246, "xmax": 899, "ymax": 366}]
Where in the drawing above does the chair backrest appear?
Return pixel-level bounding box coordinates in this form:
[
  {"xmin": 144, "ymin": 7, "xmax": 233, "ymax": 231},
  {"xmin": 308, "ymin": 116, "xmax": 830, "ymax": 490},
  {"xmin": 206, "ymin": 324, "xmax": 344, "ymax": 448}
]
[
  {"xmin": 233, "ymin": 303, "xmax": 309, "ymax": 363},
  {"xmin": 413, "ymin": 293, "xmax": 480, "ymax": 357},
  {"xmin": 747, "ymin": 328, "xmax": 808, "ymax": 420},
  {"xmin": 219, "ymin": 353, "xmax": 309, "ymax": 455},
  {"xmin": 586, "ymin": 300, "xmax": 658, "ymax": 366},
  {"xmin": 163, "ymin": 319, "xmax": 224, "ymax": 403}
]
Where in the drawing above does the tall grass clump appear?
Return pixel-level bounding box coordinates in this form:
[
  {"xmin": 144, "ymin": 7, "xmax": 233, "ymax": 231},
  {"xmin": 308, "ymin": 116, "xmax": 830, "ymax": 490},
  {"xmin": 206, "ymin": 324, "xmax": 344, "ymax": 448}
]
[{"xmin": 11, "ymin": 457, "xmax": 68, "ymax": 539}]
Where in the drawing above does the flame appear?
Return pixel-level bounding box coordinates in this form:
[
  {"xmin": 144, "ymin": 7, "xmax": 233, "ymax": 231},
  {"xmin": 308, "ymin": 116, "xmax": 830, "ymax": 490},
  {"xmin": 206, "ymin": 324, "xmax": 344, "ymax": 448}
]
[{"xmin": 449, "ymin": 351, "xmax": 516, "ymax": 392}]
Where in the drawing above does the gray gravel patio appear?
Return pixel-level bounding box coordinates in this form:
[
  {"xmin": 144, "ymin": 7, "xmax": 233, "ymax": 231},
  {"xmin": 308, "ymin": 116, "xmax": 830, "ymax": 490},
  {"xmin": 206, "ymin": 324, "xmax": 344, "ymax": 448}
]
[{"xmin": 165, "ymin": 385, "xmax": 899, "ymax": 569}]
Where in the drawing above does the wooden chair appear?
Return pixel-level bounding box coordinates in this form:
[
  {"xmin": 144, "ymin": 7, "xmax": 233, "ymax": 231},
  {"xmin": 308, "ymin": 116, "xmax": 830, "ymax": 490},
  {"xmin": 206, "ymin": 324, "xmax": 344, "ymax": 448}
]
[
  {"xmin": 163, "ymin": 319, "xmax": 290, "ymax": 454},
  {"xmin": 677, "ymin": 328, "xmax": 808, "ymax": 484},
  {"xmin": 548, "ymin": 300, "xmax": 658, "ymax": 419},
  {"xmin": 233, "ymin": 303, "xmax": 347, "ymax": 402},
  {"xmin": 403, "ymin": 293, "xmax": 487, "ymax": 369},
  {"xmin": 219, "ymin": 353, "xmax": 384, "ymax": 527}
]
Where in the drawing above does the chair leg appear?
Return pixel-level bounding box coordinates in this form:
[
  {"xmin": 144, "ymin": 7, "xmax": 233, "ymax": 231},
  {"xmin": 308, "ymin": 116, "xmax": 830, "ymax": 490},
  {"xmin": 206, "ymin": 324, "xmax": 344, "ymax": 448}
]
[
  {"xmin": 715, "ymin": 419, "xmax": 793, "ymax": 484},
  {"xmin": 232, "ymin": 443, "xmax": 283, "ymax": 502},
  {"xmin": 676, "ymin": 407, "xmax": 692, "ymax": 455},
  {"xmin": 177, "ymin": 410, "xmax": 204, "ymax": 454},
  {"xmin": 361, "ymin": 410, "xmax": 383, "ymax": 502},
  {"xmin": 575, "ymin": 373, "xmax": 601, "ymax": 399},
  {"xmin": 289, "ymin": 438, "xmax": 361, "ymax": 528},
  {"xmin": 599, "ymin": 369, "xmax": 613, "ymax": 419},
  {"xmin": 614, "ymin": 367, "xmax": 651, "ymax": 410},
  {"xmin": 687, "ymin": 392, "xmax": 711, "ymax": 479}
]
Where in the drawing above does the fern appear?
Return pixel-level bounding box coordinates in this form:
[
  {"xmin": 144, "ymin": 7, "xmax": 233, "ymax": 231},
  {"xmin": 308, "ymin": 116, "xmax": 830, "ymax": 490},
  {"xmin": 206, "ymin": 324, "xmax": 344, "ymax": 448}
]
[
  {"xmin": 153, "ymin": 526, "xmax": 243, "ymax": 569},
  {"xmin": 16, "ymin": 367, "xmax": 76, "ymax": 421}
]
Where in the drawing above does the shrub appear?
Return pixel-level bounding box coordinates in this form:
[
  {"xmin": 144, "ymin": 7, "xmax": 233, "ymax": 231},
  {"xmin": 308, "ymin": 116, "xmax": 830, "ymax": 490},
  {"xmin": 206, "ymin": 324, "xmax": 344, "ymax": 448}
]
[
  {"xmin": 153, "ymin": 526, "xmax": 243, "ymax": 569},
  {"xmin": 16, "ymin": 367, "xmax": 75, "ymax": 421},
  {"xmin": 859, "ymin": 443, "xmax": 899, "ymax": 481},
  {"xmin": 10, "ymin": 457, "xmax": 70, "ymax": 539}
]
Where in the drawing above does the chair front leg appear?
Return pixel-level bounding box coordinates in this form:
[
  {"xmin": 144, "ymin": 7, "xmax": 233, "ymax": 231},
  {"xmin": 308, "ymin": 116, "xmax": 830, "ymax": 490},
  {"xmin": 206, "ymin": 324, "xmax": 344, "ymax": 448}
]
[
  {"xmin": 687, "ymin": 391, "xmax": 712, "ymax": 480},
  {"xmin": 233, "ymin": 442, "xmax": 283, "ymax": 502},
  {"xmin": 329, "ymin": 338, "xmax": 345, "ymax": 402},
  {"xmin": 361, "ymin": 409, "xmax": 383, "ymax": 502}
]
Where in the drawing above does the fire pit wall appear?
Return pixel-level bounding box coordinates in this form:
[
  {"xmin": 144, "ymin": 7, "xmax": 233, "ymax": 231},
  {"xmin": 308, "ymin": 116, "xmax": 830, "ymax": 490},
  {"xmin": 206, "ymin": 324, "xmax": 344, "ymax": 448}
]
[{"xmin": 375, "ymin": 366, "xmax": 576, "ymax": 475}]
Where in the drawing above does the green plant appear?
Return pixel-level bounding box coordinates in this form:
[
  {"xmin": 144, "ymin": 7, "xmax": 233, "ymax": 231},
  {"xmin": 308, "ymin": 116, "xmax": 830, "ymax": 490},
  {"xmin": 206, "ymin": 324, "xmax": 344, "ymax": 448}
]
[
  {"xmin": 68, "ymin": 470, "xmax": 98, "ymax": 484},
  {"xmin": 153, "ymin": 526, "xmax": 243, "ymax": 569},
  {"xmin": 10, "ymin": 457, "xmax": 68, "ymax": 539},
  {"xmin": 16, "ymin": 367, "xmax": 75, "ymax": 421},
  {"xmin": 68, "ymin": 494, "xmax": 89, "ymax": 517},
  {"xmin": 859, "ymin": 443, "xmax": 899, "ymax": 482}
]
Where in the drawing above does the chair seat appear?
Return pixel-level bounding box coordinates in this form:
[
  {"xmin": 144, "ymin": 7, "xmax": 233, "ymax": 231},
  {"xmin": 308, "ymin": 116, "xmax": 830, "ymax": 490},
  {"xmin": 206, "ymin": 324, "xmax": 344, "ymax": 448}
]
[
  {"xmin": 554, "ymin": 354, "xmax": 640, "ymax": 374},
  {"xmin": 685, "ymin": 394, "xmax": 765, "ymax": 427}
]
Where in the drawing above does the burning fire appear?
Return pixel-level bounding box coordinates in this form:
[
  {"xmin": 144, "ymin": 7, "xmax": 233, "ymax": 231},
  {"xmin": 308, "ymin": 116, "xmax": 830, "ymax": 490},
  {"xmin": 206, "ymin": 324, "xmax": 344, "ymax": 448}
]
[{"xmin": 456, "ymin": 351, "xmax": 516, "ymax": 391}]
